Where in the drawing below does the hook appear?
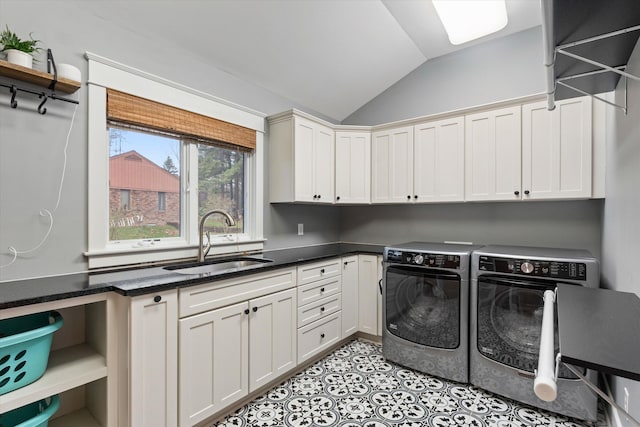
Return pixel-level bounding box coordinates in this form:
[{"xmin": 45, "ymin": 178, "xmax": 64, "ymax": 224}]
[
  {"xmin": 10, "ymin": 85, "xmax": 18, "ymax": 108},
  {"xmin": 37, "ymin": 93, "xmax": 48, "ymax": 115}
]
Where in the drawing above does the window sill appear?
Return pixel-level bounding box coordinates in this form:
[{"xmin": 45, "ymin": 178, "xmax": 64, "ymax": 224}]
[{"xmin": 85, "ymin": 239, "xmax": 266, "ymax": 269}]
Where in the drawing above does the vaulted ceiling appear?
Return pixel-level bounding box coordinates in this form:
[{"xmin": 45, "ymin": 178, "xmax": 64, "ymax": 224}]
[{"xmin": 77, "ymin": 0, "xmax": 541, "ymax": 122}]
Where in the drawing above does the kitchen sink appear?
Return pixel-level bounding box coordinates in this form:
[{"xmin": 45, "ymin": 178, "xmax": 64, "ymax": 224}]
[{"xmin": 164, "ymin": 257, "xmax": 273, "ymax": 275}]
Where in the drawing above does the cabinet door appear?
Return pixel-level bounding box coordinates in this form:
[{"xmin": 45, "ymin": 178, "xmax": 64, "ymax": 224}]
[
  {"xmin": 414, "ymin": 117, "xmax": 464, "ymax": 202},
  {"xmin": 522, "ymin": 97, "xmax": 592, "ymax": 199},
  {"xmin": 249, "ymin": 288, "xmax": 297, "ymax": 392},
  {"xmin": 341, "ymin": 256, "xmax": 359, "ymax": 338},
  {"xmin": 465, "ymin": 106, "xmax": 521, "ymax": 201},
  {"xmin": 130, "ymin": 291, "xmax": 178, "ymax": 427},
  {"xmin": 335, "ymin": 131, "xmax": 371, "ymax": 204},
  {"xmin": 358, "ymin": 254, "xmax": 379, "ymax": 335},
  {"xmin": 179, "ymin": 302, "xmax": 249, "ymax": 427},
  {"xmin": 371, "ymin": 126, "xmax": 414, "ymax": 203},
  {"xmin": 313, "ymin": 124, "xmax": 335, "ymax": 203},
  {"xmin": 294, "ymin": 116, "xmax": 316, "ymax": 202}
]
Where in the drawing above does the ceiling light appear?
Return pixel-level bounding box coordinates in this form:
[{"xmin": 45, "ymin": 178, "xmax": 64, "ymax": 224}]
[{"xmin": 432, "ymin": 0, "xmax": 508, "ymax": 45}]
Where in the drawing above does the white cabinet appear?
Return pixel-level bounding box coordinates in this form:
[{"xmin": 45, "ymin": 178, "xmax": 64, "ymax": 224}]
[
  {"xmin": 177, "ymin": 269, "xmax": 297, "ymax": 427},
  {"xmin": 269, "ymin": 112, "xmax": 334, "ymax": 203},
  {"xmin": 414, "ymin": 117, "xmax": 465, "ymax": 202},
  {"xmin": 296, "ymin": 259, "xmax": 342, "ymax": 363},
  {"xmin": 0, "ymin": 295, "xmax": 114, "ymax": 427},
  {"xmin": 371, "ymin": 126, "xmax": 414, "ymax": 203},
  {"xmin": 465, "ymin": 106, "xmax": 522, "ymax": 201},
  {"xmin": 340, "ymin": 256, "xmax": 358, "ymax": 338},
  {"xmin": 522, "ymin": 96, "xmax": 593, "ymax": 199},
  {"xmin": 129, "ymin": 291, "xmax": 178, "ymax": 427},
  {"xmin": 358, "ymin": 254, "xmax": 380, "ymax": 336},
  {"xmin": 372, "ymin": 119, "xmax": 464, "ymax": 204},
  {"xmin": 335, "ymin": 131, "xmax": 371, "ymax": 204}
]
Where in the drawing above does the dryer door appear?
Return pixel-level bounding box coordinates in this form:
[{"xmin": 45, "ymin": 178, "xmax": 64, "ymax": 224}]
[
  {"xmin": 385, "ymin": 265, "xmax": 460, "ymax": 349},
  {"xmin": 476, "ymin": 276, "xmax": 580, "ymax": 378}
]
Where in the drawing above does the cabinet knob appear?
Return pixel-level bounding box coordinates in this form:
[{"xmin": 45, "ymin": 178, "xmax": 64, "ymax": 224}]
[
  {"xmin": 414, "ymin": 195, "xmax": 418, "ymax": 199},
  {"xmin": 244, "ymin": 309, "xmax": 250, "ymax": 315},
  {"xmin": 153, "ymin": 295, "xmax": 162, "ymax": 303},
  {"xmin": 320, "ymin": 268, "xmax": 325, "ymax": 274},
  {"xmin": 320, "ymin": 307, "xmax": 325, "ymax": 312},
  {"xmin": 317, "ymin": 194, "xmax": 321, "ymax": 199},
  {"xmin": 407, "ymin": 195, "xmax": 411, "ymax": 200},
  {"xmin": 320, "ymin": 287, "xmax": 325, "ymax": 293},
  {"xmin": 252, "ymin": 306, "xmax": 258, "ymax": 312},
  {"xmin": 320, "ymin": 333, "xmax": 325, "ymax": 339},
  {"xmin": 313, "ymin": 195, "xmax": 317, "ymax": 199},
  {"xmin": 524, "ymin": 190, "xmax": 530, "ymax": 195},
  {"xmin": 336, "ymin": 196, "xmax": 340, "ymax": 201},
  {"xmin": 514, "ymin": 191, "xmax": 520, "ymax": 196}
]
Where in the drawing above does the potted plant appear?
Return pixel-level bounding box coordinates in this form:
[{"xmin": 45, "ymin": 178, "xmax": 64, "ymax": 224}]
[{"xmin": 0, "ymin": 26, "xmax": 40, "ymax": 68}]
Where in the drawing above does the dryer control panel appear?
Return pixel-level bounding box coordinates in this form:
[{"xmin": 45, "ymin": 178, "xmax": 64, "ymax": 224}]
[{"xmin": 478, "ymin": 255, "xmax": 587, "ymax": 280}]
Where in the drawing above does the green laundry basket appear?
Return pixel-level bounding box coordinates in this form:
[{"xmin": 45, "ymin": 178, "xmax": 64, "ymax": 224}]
[
  {"xmin": 0, "ymin": 312, "xmax": 64, "ymax": 395},
  {"xmin": 0, "ymin": 395, "xmax": 60, "ymax": 427}
]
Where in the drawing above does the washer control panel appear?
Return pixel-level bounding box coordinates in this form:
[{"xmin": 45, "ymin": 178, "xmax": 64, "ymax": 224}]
[
  {"xmin": 386, "ymin": 250, "xmax": 460, "ymax": 269},
  {"xmin": 478, "ymin": 255, "xmax": 587, "ymax": 280}
]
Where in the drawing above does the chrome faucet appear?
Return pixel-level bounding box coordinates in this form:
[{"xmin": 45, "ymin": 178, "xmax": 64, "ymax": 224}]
[{"xmin": 198, "ymin": 209, "xmax": 236, "ymax": 262}]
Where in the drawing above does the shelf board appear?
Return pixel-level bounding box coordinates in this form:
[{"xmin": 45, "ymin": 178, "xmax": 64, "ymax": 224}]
[
  {"xmin": 50, "ymin": 408, "xmax": 102, "ymax": 427},
  {"xmin": 0, "ymin": 59, "xmax": 81, "ymax": 94},
  {"xmin": 0, "ymin": 344, "xmax": 107, "ymax": 413}
]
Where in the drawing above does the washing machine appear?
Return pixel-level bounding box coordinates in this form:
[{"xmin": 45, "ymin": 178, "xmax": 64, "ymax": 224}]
[
  {"xmin": 470, "ymin": 245, "xmax": 599, "ymax": 421},
  {"xmin": 383, "ymin": 242, "xmax": 482, "ymax": 383}
]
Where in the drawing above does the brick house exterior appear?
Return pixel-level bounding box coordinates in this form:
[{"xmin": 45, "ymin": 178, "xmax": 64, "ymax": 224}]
[{"xmin": 109, "ymin": 151, "xmax": 180, "ymax": 227}]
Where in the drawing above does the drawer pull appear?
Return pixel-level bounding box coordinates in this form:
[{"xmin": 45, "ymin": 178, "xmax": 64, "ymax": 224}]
[
  {"xmin": 320, "ymin": 287, "xmax": 325, "ymax": 293},
  {"xmin": 252, "ymin": 306, "xmax": 258, "ymax": 312},
  {"xmin": 244, "ymin": 309, "xmax": 250, "ymax": 315},
  {"xmin": 320, "ymin": 307, "xmax": 325, "ymax": 312},
  {"xmin": 153, "ymin": 295, "xmax": 162, "ymax": 303},
  {"xmin": 320, "ymin": 268, "xmax": 325, "ymax": 274},
  {"xmin": 320, "ymin": 333, "xmax": 325, "ymax": 339}
]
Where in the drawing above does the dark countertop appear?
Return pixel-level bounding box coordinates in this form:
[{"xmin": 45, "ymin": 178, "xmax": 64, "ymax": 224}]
[{"xmin": 0, "ymin": 243, "xmax": 383, "ymax": 309}]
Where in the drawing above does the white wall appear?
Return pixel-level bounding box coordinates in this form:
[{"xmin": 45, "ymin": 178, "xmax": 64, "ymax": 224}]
[{"xmin": 601, "ymin": 39, "xmax": 640, "ymax": 425}]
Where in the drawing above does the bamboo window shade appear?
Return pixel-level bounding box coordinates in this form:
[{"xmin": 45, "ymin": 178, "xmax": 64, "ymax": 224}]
[{"xmin": 106, "ymin": 88, "xmax": 256, "ymax": 151}]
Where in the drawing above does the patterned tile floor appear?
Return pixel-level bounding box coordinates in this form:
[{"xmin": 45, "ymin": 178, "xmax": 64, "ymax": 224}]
[{"xmin": 212, "ymin": 339, "xmax": 608, "ymax": 427}]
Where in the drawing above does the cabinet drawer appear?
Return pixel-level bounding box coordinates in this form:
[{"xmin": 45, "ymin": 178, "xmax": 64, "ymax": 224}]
[
  {"xmin": 297, "ymin": 276, "xmax": 341, "ymax": 307},
  {"xmin": 179, "ymin": 268, "xmax": 296, "ymax": 317},
  {"xmin": 297, "ymin": 258, "xmax": 341, "ymax": 285},
  {"xmin": 297, "ymin": 293, "xmax": 341, "ymax": 328},
  {"xmin": 298, "ymin": 312, "xmax": 341, "ymax": 363}
]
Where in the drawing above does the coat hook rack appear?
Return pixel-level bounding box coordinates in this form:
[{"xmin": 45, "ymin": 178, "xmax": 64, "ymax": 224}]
[{"xmin": 0, "ymin": 49, "xmax": 79, "ymax": 113}]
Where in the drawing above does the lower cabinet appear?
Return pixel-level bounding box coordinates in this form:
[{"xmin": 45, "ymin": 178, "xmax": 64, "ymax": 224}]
[
  {"xmin": 128, "ymin": 290, "xmax": 178, "ymax": 427},
  {"xmin": 341, "ymin": 256, "xmax": 358, "ymax": 338},
  {"xmin": 178, "ymin": 287, "xmax": 297, "ymax": 427},
  {"xmin": 358, "ymin": 254, "xmax": 380, "ymax": 336}
]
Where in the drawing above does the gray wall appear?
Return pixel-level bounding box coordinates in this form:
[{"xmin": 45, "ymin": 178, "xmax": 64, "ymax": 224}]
[
  {"xmin": 601, "ymin": 40, "xmax": 640, "ymax": 424},
  {"xmin": 340, "ymin": 201, "xmax": 602, "ymax": 259},
  {"xmin": 343, "ymin": 26, "xmax": 544, "ymax": 126},
  {"xmin": 0, "ymin": 1, "xmax": 338, "ymax": 281}
]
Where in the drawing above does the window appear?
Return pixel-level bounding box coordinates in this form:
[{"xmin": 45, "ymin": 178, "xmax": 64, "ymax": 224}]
[
  {"xmin": 158, "ymin": 192, "xmax": 166, "ymax": 212},
  {"xmin": 87, "ymin": 54, "xmax": 265, "ymax": 269}
]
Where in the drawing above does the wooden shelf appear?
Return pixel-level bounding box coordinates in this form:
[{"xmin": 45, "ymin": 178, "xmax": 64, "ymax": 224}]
[
  {"xmin": 50, "ymin": 408, "xmax": 102, "ymax": 427},
  {"xmin": 0, "ymin": 59, "xmax": 80, "ymax": 94},
  {"xmin": 0, "ymin": 344, "xmax": 107, "ymax": 413}
]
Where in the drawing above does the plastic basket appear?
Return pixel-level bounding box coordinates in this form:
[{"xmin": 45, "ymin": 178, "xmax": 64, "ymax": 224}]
[
  {"xmin": 0, "ymin": 312, "xmax": 64, "ymax": 395},
  {"xmin": 0, "ymin": 395, "xmax": 60, "ymax": 427}
]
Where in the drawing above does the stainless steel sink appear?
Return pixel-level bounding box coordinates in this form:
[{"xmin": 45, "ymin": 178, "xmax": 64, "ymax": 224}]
[{"xmin": 164, "ymin": 257, "xmax": 273, "ymax": 276}]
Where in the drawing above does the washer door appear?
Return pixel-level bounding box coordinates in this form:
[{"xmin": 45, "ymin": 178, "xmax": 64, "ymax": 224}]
[
  {"xmin": 385, "ymin": 265, "xmax": 460, "ymax": 349},
  {"xmin": 476, "ymin": 276, "xmax": 579, "ymax": 378}
]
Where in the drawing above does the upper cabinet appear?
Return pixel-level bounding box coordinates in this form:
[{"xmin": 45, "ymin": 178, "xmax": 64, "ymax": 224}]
[
  {"xmin": 371, "ymin": 126, "xmax": 414, "ymax": 203},
  {"xmin": 465, "ymin": 106, "xmax": 522, "ymax": 201},
  {"xmin": 335, "ymin": 131, "xmax": 371, "ymax": 204},
  {"xmin": 522, "ymin": 96, "xmax": 593, "ymax": 200},
  {"xmin": 413, "ymin": 117, "xmax": 465, "ymax": 203},
  {"xmin": 269, "ymin": 112, "xmax": 334, "ymax": 203}
]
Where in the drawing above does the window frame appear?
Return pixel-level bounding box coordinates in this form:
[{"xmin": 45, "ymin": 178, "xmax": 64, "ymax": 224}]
[{"xmin": 86, "ymin": 52, "xmax": 265, "ymax": 269}]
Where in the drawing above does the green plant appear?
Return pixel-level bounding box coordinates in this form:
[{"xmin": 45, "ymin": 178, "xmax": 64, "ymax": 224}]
[{"xmin": 0, "ymin": 26, "xmax": 40, "ymax": 54}]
